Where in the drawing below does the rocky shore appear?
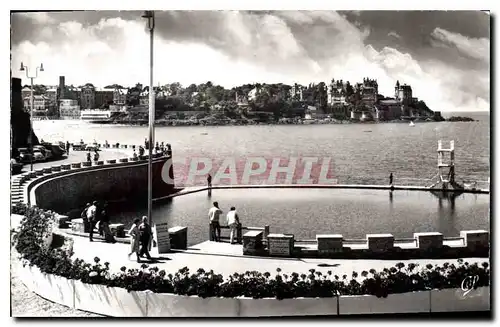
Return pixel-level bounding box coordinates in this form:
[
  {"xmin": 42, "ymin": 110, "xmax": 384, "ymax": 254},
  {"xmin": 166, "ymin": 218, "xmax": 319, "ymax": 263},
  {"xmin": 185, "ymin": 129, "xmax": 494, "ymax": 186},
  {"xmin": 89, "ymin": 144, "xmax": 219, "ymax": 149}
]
[{"xmin": 106, "ymin": 116, "xmax": 452, "ymax": 126}]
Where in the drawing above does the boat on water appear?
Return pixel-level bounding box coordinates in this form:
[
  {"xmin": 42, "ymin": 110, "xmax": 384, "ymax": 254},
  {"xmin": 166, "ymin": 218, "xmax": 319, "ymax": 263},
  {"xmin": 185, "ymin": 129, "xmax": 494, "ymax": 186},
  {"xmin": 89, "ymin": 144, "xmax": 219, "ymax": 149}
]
[
  {"xmin": 409, "ymin": 121, "xmax": 415, "ymax": 127},
  {"xmin": 80, "ymin": 109, "xmax": 120, "ymax": 124}
]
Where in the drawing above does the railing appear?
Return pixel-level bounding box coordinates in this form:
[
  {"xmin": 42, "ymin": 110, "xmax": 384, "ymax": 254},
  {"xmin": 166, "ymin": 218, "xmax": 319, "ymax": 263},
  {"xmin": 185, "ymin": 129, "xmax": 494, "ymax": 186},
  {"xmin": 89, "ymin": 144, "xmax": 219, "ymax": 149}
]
[
  {"xmin": 294, "ymin": 236, "xmax": 465, "ymax": 247},
  {"xmin": 209, "ymin": 224, "xmax": 269, "ymax": 244}
]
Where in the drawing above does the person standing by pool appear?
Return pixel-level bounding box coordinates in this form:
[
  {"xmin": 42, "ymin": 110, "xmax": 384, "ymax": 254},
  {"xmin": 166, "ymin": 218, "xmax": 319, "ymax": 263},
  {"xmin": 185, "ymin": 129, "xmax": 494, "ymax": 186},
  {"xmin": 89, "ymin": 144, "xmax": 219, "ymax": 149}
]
[
  {"xmin": 389, "ymin": 173, "xmax": 393, "ymax": 186},
  {"xmin": 207, "ymin": 174, "xmax": 212, "ymax": 188},
  {"xmin": 226, "ymin": 207, "xmax": 240, "ymax": 244},
  {"xmin": 100, "ymin": 203, "xmax": 116, "ymax": 243},
  {"xmin": 87, "ymin": 201, "xmax": 97, "ymax": 242},
  {"xmin": 138, "ymin": 216, "xmax": 153, "ymax": 260},
  {"xmin": 208, "ymin": 201, "xmax": 223, "ymax": 242},
  {"xmin": 81, "ymin": 202, "xmax": 91, "ymax": 232},
  {"xmin": 66, "ymin": 141, "xmax": 70, "ymax": 154},
  {"xmin": 127, "ymin": 218, "xmax": 141, "ymax": 262}
]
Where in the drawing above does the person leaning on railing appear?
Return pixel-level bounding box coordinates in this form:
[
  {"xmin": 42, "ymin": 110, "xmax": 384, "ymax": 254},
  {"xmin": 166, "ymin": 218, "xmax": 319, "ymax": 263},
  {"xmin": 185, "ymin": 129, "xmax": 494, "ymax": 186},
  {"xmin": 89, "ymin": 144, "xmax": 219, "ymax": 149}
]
[
  {"xmin": 208, "ymin": 201, "xmax": 223, "ymax": 242},
  {"xmin": 226, "ymin": 207, "xmax": 240, "ymax": 245}
]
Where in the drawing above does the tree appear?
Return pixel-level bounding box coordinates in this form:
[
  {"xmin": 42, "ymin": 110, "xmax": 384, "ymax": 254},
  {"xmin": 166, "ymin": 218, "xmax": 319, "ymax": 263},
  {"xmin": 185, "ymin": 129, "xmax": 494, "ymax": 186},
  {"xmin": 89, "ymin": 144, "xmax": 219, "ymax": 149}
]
[
  {"xmin": 168, "ymin": 82, "xmax": 182, "ymax": 96},
  {"xmin": 186, "ymin": 83, "xmax": 197, "ymax": 93}
]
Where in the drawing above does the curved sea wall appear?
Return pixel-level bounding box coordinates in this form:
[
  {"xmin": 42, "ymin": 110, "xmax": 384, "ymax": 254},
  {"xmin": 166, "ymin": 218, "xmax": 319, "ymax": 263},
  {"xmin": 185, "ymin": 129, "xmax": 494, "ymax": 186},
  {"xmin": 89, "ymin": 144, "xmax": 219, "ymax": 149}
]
[{"xmin": 14, "ymin": 150, "xmax": 175, "ymax": 216}]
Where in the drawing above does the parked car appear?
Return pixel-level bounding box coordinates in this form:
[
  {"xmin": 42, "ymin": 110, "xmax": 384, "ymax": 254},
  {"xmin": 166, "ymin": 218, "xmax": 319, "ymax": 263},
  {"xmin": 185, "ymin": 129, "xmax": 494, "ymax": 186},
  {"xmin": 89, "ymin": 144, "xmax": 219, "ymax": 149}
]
[
  {"xmin": 72, "ymin": 143, "xmax": 87, "ymax": 151},
  {"xmin": 32, "ymin": 149, "xmax": 46, "ymax": 162},
  {"xmin": 40, "ymin": 142, "xmax": 66, "ymax": 159},
  {"xmin": 17, "ymin": 148, "xmax": 32, "ymax": 163},
  {"xmin": 48, "ymin": 144, "xmax": 67, "ymax": 158},
  {"xmin": 85, "ymin": 144, "xmax": 100, "ymax": 152},
  {"xmin": 34, "ymin": 145, "xmax": 53, "ymax": 160}
]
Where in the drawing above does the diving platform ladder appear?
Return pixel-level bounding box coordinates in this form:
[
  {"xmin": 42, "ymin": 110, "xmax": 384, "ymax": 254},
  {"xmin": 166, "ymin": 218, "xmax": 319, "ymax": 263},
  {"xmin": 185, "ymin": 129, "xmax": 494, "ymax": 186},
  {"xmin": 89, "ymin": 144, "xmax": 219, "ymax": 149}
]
[{"xmin": 431, "ymin": 140, "xmax": 462, "ymax": 190}]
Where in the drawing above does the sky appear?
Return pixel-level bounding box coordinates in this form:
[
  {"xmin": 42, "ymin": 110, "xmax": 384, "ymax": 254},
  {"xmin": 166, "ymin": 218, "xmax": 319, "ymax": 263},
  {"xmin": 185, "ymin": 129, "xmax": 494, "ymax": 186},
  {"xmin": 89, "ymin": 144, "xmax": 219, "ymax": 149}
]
[{"xmin": 10, "ymin": 10, "xmax": 490, "ymax": 112}]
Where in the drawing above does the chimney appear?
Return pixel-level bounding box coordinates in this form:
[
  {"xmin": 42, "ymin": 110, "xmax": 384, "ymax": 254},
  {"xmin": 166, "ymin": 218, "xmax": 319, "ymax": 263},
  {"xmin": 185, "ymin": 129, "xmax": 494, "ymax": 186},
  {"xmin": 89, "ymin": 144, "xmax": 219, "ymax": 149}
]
[{"xmin": 59, "ymin": 76, "xmax": 65, "ymax": 99}]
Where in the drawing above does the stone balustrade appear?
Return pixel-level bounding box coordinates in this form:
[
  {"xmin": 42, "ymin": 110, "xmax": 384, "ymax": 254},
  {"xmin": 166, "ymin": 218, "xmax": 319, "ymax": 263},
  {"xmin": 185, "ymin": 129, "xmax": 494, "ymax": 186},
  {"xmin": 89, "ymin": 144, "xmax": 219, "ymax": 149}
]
[
  {"xmin": 119, "ymin": 158, "xmax": 129, "ymax": 163},
  {"xmin": 243, "ymin": 230, "xmax": 264, "ymax": 255},
  {"xmin": 109, "ymin": 224, "xmax": 125, "ymax": 238},
  {"xmin": 51, "ymin": 165, "xmax": 61, "ymax": 172},
  {"xmin": 168, "ymin": 226, "xmax": 188, "ymax": 250},
  {"xmin": 35, "ymin": 169, "xmax": 44, "ymax": 176},
  {"xmin": 460, "ymin": 230, "xmax": 489, "ymax": 251},
  {"xmin": 414, "ymin": 232, "xmax": 443, "ymax": 250},
  {"xmin": 106, "ymin": 159, "xmax": 116, "ymax": 164},
  {"xmin": 71, "ymin": 163, "xmax": 81, "ymax": 169},
  {"xmin": 55, "ymin": 214, "xmax": 71, "ymax": 228},
  {"xmin": 317, "ymin": 234, "xmax": 343, "ymax": 254},
  {"xmin": 367, "ymin": 234, "xmax": 395, "ymax": 252},
  {"xmin": 82, "ymin": 161, "xmax": 92, "ymax": 167},
  {"xmin": 62, "ymin": 164, "xmax": 71, "ymax": 170},
  {"xmin": 71, "ymin": 218, "xmax": 86, "ymax": 233},
  {"xmin": 43, "ymin": 167, "xmax": 52, "ymax": 174},
  {"xmin": 268, "ymin": 233, "xmax": 294, "ymax": 257}
]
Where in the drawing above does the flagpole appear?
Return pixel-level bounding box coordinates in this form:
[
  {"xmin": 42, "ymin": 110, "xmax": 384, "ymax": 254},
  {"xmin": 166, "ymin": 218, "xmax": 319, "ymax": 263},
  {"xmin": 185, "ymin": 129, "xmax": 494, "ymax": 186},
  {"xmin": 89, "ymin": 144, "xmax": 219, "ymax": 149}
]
[{"xmin": 143, "ymin": 10, "xmax": 155, "ymax": 226}]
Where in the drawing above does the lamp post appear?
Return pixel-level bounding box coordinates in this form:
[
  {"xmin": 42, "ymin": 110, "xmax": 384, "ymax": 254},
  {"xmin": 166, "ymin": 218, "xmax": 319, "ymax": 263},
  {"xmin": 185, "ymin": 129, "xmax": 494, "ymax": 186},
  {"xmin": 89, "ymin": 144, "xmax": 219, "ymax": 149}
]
[
  {"xmin": 20, "ymin": 62, "xmax": 44, "ymax": 171},
  {"xmin": 142, "ymin": 10, "xmax": 155, "ymax": 227}
]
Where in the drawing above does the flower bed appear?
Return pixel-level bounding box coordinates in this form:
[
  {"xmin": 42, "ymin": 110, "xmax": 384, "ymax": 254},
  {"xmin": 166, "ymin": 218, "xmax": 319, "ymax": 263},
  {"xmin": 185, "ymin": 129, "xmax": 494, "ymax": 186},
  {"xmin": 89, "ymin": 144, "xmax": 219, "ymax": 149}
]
[{"xmin": 13, "ymin": 203, "xmax": 490, "ymax": 302}]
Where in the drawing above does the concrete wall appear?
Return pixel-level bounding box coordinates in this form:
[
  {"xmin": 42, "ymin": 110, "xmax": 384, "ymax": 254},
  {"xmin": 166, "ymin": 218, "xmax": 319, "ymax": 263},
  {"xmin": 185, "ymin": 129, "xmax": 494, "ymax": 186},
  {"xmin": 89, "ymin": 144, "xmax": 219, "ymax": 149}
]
[
  {"xmin": 18, "ymin": 264, "xmax": 490, "ymax": 317},
  {"xmin": 29, "ymin": 156, "xmax": 175, "ymax": 215}
]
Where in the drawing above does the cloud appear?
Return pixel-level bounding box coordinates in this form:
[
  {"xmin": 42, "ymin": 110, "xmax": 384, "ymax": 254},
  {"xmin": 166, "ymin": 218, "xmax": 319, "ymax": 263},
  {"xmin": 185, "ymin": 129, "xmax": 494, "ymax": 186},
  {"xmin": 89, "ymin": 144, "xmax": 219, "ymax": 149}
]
[
  {"xmin": 10, "ymin": 11, "xmax": 489, "ymax": 112},
  {"xmin": 431, "ymin": 27, "xmax": 489, "ymax": 62},
  {"xmin": 387, "ymin": 31, "xmax": 401, "ymax": 39}
]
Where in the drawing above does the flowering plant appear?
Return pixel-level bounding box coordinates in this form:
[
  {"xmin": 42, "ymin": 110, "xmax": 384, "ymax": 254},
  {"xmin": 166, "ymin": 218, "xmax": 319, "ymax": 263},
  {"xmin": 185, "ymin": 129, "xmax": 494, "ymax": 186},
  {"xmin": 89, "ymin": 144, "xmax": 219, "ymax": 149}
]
[{"xmin": 13, "ymin": 204, "xmax": 490, "ymax": 299}]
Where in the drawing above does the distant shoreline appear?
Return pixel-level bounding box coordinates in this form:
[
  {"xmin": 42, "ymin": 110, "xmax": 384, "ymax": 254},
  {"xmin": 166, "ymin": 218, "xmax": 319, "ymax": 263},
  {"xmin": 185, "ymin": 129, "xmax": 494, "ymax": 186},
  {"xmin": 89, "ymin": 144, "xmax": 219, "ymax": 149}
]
[{"xmin": 35, "ymin": 116, "xmax": 479, "ymax": 126}]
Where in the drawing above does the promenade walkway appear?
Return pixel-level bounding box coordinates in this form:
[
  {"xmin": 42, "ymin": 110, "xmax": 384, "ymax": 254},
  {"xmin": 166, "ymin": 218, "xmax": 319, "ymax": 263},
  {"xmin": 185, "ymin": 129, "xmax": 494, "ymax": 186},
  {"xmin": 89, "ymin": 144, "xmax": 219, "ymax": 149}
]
[
  {"xmin": 66, "ymin": 234, "xmax": 488, "ymax": 280},
  {"xmin": 22, "ymin": 147, "xmax": 132, "ymax": 172}
]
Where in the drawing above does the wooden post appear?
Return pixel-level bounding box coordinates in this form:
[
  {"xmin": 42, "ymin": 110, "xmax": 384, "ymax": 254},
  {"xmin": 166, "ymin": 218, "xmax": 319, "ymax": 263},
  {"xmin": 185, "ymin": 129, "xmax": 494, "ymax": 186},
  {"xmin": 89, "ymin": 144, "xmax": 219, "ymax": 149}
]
[{"xmin": 264, "ymin": 225, "xmax": 270, "ymax": 239}]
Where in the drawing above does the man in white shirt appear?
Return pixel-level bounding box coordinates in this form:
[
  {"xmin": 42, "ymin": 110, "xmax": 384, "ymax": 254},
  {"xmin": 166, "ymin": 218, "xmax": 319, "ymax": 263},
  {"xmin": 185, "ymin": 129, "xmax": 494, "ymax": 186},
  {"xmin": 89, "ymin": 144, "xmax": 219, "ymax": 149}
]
[
  {"xmin": 87, "ymin": 201, "xmax": 97, "ymax": 241},
  {"xmin": 226, "ymin": 207, "xmax": 240, "ymax": 244},
  {"xmin": 208, "ymin": 201, "xmax": 223, "ymax": 242}
]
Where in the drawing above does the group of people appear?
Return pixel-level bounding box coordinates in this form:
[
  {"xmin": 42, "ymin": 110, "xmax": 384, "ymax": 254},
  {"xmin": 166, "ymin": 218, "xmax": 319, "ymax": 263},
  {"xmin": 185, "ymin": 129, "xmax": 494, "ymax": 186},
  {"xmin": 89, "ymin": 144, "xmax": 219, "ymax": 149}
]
[
  {"xmin": 81, "ymin": 201, "xmax": 116, "ymax": 243},
  {"xmin": 132, "ymin": 141, "xmax": 172, "ymax": 159},
  {"xmin": 127, "ymin": 216, "xmax": 154, "ymax": 263},
  {"xmin": 208, "ymin": 201, "xmax": 241, "ymax": 244},
  {"xmin": 86, "ymin": 149, "xmax": 100, "ymax": 162}
]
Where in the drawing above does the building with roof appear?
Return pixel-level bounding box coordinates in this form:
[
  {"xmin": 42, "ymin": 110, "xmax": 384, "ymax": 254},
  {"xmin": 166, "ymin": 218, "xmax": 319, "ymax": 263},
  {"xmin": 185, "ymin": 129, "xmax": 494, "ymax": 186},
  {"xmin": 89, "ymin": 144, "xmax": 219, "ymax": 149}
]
[
  {"xmin": 113, "ymin": 88, "xmax": 128, "ymax": 106},
  {"xmin": 21, "ymin": 86, "xmax": 32, "ymax": 100},
  {"xmin": 374, "ymin": 99, "xmax": 403, "ymax": 120},
  {"xmin": 23, "ymin": 94, "xmax": 51, "ymax": 117},
  {"xmin": 80, "ymin": 83, "xmax": 96, "ymax": 109},
  {"xmin": 289, "ymin": 83, "xmax": 305, "ymax": 101},
  {"xmin": 139, "ymin": 87, "xmax": 150, "ymax": 106},
  {"xmin": 327, "ymin": 81, "xmax": 348, "ymax": 106},
  {"xmin": 394, "ymin": 81, "xmax": 413, "ymax": 105},
  {"xmin": 360, "ymin": 78, "xmax": 378, "ymax": 108},
  {"xmin": 95, "ymin": 87, "xmax": 114, "ymax": 108},
  {"xmin": 59, "ymin": 99, "xmax": 81, "ymax": 119}
]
